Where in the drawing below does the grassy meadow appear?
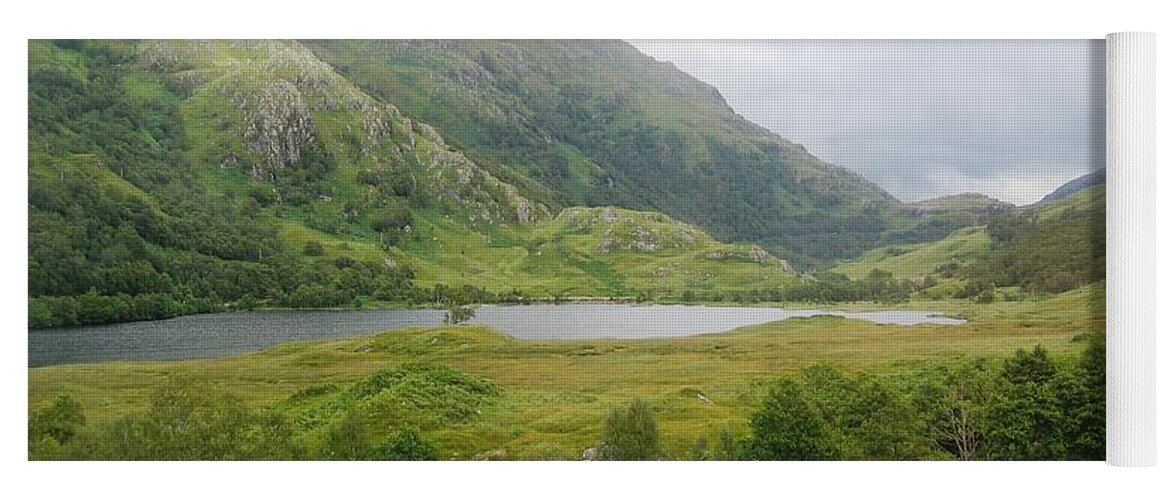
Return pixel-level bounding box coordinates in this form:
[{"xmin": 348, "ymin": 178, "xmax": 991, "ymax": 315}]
[{"xmin": 28, "ymin": 285, "xmax": 1103, "ymax": 460}]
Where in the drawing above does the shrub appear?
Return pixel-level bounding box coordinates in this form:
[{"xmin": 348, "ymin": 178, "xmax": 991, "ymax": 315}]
[
  {"xmin": 598, "ymin": 400, "xmax": 663, "ymax": 460},
  {"xmin": 377, "ymin": 428, "xmax": 438, "ymax": 460},
  {"xmin": 303, "ymin": 241, "xmax": 325, "ymax": 256},
  {"xmin": 29, "ymin": 395, "xmax": 85, "ymax": 446},
  {"xmin": 320, "ymin": 411, "xmax": 373, "ymax": 460}
]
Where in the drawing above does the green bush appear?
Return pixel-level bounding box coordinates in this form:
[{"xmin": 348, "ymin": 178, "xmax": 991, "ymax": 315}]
[
  {"xmin": 377, "ymin": 428, "xmax": 438, "ymax": 460},
  {"xmin": 598, "ymin": 400, "xmax": 663, "ymax": 460},
  {"xmin": 29, "ymin": 395, "xmax": 85, "ymax": 447},
  {"xmin": 303, "ymin": 241, "xmax": 325, "ymax": 256}
]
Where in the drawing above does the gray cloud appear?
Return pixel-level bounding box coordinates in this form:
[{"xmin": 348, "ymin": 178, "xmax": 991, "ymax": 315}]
[{"xmin": 628, "ymin": 40, "xmax": 1104, "ymax": 205}]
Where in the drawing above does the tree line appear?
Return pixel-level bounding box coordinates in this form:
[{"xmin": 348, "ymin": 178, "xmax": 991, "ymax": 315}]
[{"xmin": 596, "ymin": 334, "xmax": 1104, "ymax": 461}]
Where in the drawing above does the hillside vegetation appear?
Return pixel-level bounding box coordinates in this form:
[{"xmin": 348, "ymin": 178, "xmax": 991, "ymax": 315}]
[
  {"xmin": 29, "ymin": 40, "xmax": 807, "ymax": 327},
  {"xmin": 303, "ymin": 40, "xmax": 980, "ymax": 266},
  {"xmin": 833, "ymin": 183, "xmax": 1105, "ymax": 300}
]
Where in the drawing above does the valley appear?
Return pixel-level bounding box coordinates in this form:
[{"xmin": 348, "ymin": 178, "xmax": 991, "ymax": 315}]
[{"xmin": 27, "ymin": 39, "xmax": 1106, "ymax": 461}]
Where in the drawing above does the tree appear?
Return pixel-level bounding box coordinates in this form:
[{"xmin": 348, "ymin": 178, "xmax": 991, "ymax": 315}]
[
  {"xmin": 800, "ymin": 366, "xmax": 930, "ymax": 460},
  {"xmin": 598, "ymin": 400, "xmax": 663, "ymax": 460},
  {"xmin": 444, "ymin": 303, "xmax": 477, "ymax": 325},
  {"xmin": 742, "ymin": 379, "xmax": 838, "ymax": 460},
  {"xmin": 912, "ymin": 360, "xmax": 997, "ymax": 460},
  {"xmin": 1060, "ymin": 333, "xmax": 1106, "ymax": 459},
  {"xmin": 1002, "ymin": 346, "xmax": 1058, "ymax": 386},
  {"xmin": 371, "ymin": 201, "xmax": 412, "ymax": 234}
]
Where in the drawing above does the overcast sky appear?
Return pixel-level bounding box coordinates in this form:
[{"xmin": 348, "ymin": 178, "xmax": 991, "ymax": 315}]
[{"xmin": 628, "ymin": 40, "xmax": 1104, "ymax": 205}]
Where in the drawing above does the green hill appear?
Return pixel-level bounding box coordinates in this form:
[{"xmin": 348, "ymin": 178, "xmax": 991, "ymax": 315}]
[
  {"xmin": 833, "ymin": 184, "xmax": 1105, "ymax": 297},
  {"xmin": 1036, "ymin": 168, "xmax": 1104, "ymax": 205},
  {"xmin": 28, "ymin": 40, "xmax": 804, "ymax": 327},
  {"xmin": 832, "ymin": 226, "xmax": 993, "ymax": 281}
]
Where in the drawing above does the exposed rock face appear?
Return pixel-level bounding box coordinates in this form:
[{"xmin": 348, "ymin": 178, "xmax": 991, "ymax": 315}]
[
  {"xmin": 699, "ymin": 244, "xmax": 795, "ymax": 274},
  {"xmin": 562, "ymin": 207, "xmax": 706, "ymax": 255},
  {"xmin": 131, "ymin": 40, "xmax": 548, "ymax": 224},
  {"xmin": 747, "ymin": 246, "xmax": 771, "ymax": 263},
  {"xmin": 244, "ymin": 80, "xmax": 316, "ymax": 180},
  {"xmin": 414, "ymin": 124, "xmax": 547, "ymax": 224}
]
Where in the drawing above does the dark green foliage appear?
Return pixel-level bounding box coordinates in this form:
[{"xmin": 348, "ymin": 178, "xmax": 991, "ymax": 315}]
[
  {"xmin": 598, "ymin": 400, "xmax": 664, "ymax": 460},
  {"xmin": 27, "ymin": 41, "xmax": 416, "ymax": 328},
  {"xmin": 799, "ymin": 366, "xmax": 931, "ymax": 460},
  {"xmin": 910, "ymin": 359, "xmax": 998, "ymax": 460},
  {"xmin": 965, "ymin": 188, "xmax": 1105, "ymax": 293},
  {"xmin": 377, "ymin": 428, "xmax": 439, "ymax": 460},
  {"xmin": 1060, "ymin": 333, "xmax": 1107, "ymax": 459},
  {"xmin": 983, "ymin": 347, "xmax": 1066, "ymax": 460},
  {"xmin": 320, "ymin": 411, "xmax": 374, "ymax": 460},
  {"xmin": 685, "ymin": 271, "xmax": 927, "ymax": 304},
  {"xmin": 29, "ymin": 395, "xmax": 85, "ymax": 449},
  {"xmin": 297, "ymin": 364, "xmax": 501, "ymax": 434},
  {"xmin": 742, "ymin": 379, "xmax": 838, "ymax": 460},
  {"xmin": 30, "ymin": 365, "xmax": 481, "ymax": 461},
  {"xmin": 736, "ymin": 342, "xmax": 1106, "ymax": 461},
  {"xmin": 1002, "ymin": 346, "xmax": 1059, "ymax": 385},
  {"xmin": 303, "ymin": 241, "xmax": 325, "ymax": 256},
  {"xmin": 370, "ymin": 199, "xmax": 413, "ymax": 233},
  {"xmin": 38, "ymin": 377, "xmax": 306, "ymax": 460}
]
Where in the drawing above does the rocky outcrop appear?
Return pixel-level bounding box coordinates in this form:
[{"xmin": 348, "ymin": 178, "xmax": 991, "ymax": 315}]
[
  {"xmin": 243, "ymin": 80, "xmax": 316, "ymax": 180},
  {"xmin": 131, "ymin": 40, "xmax": 548, "ymax": 224}
]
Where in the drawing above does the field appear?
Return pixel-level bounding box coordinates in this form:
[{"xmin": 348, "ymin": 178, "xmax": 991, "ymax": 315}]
[{"xmin": 28, "ymin": 286, "xmax": 1103, "ymax": 460}]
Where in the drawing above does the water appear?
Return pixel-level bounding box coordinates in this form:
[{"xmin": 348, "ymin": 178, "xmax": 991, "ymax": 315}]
[{"xmin": 28, "ymin": 304, "xmax": 965, "ymax": 367}]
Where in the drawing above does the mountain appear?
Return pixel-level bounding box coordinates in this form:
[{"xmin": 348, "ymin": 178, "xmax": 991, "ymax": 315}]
[
  {"xmin": 1037, "ymin": 168, "xmax": 1105, "ymax": 205},
  {"xmin": 301, "ymin": 40, "xmax": 968, "ymax": 266},
  {"xmin": 28, "ymin": 40, "xmax": 816, "ymax": 327},
  {"xmin": 833, "ymin": 184, "xmax": 1105, "ymax": 296}
]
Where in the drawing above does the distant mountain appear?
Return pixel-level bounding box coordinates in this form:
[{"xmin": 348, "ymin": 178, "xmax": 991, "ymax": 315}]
[
  {"xmin": 912, "ymin": 193, "xmax": 1014, "ymax": 215},
  {"xmin": 834, "ymin": 184, "xmax": 1105, "ymax": 295},
  {"xmin": 1038, "ymin": 169, "xmax": 1105, "ymax": 205},
  {"xmin": 302, "ymin": 40, "xmax": 967, "ymax": 266}
]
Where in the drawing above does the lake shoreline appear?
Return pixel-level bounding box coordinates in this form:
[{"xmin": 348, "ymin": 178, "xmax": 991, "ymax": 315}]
[
  {"xmin": 28, "ymin": 303, "xmax": 967, "ymax": 368},
  {"xmin": 28, "ymin": 295, "xmax": 970, "ymax": 331}
]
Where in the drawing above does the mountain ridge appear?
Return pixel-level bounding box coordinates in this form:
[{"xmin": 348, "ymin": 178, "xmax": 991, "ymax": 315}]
[
  {"xmin": 28, "ymin": 40, "xmax": 817, "ymax": 327},
  {"xmin": 301, "ymin": 40, "xmax": 950, "ymax": 265},
  {"xmin": 1037, "ymin": 168, "xmax": 1105, "ymax": 205}
]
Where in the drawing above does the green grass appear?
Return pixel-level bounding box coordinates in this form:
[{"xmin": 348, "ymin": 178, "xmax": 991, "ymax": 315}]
[
  {"xmin": 832, "ymin": 226, "xmax": 993, "ymax": 280},
  {"xmin": 29, "ymin": 286, "xmax": 1103, "ymax": 460},
  {"xmin": 398, "ymin": 206, "xmax": 797, "ymax": 297}
]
